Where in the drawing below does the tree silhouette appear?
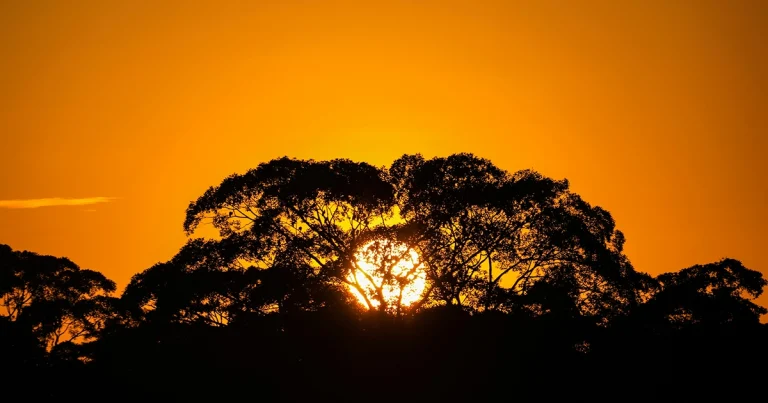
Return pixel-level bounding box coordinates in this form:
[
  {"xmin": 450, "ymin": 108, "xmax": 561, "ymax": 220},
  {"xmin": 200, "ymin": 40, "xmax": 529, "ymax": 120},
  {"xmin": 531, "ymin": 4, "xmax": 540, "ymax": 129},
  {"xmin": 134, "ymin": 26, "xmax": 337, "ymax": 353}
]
[
  {"xmin": 1, "ymin": 153, "xmax": 766, "ymax": 401},
  {"xmin": 182, "ymin": 158, "xmax": 398, "ymax": 311},
  {"xmin": 0, "ymin": 244, "xmax": 116, "ymax": 351},
  {"xmin": 390, "ymin": 153, "xmax": 643, "ymax": 320},
  {"xmin": 641, "ymin": 258, "xmax": 767, "ymax": 326},
  {"xmin": 121, "ymin": 236, "xmax": 355, "ymax": 326},
  {"xmin": 177, "ymin": 154, "xmax": 650, "ymax": 318}
]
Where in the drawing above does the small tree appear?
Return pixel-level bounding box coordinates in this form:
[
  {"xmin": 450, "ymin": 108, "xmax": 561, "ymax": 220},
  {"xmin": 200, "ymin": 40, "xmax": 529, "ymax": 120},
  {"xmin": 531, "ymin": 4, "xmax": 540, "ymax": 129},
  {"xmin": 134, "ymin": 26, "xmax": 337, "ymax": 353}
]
[
  {"xmin": 0, "ymin": 244, "xmax": 116, "ymax": 350},
  {"xmin": 644, "ymin": 259, "xmax": 767, "ymax": 326}
]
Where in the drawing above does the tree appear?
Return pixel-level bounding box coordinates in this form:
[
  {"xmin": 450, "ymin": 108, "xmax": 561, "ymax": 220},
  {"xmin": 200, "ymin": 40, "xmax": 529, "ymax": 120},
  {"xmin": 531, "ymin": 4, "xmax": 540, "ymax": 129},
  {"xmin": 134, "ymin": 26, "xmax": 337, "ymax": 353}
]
[
  {"xmin": 121, "ymin": 236, "xmax": 354, "ymax": 325},
  {"xmin": 182, "ymin": 157, "xmax": 401, "ymax": 312},
  {"xmin": 0, "ymin": 244, "xmax": 117, "ymax": 351},
  {"xmin": 176, "ymin": 154, "xmax": 647, "ymax": 317},
  {"xmin": 390, "ymin": 153, "xmax": 643, "ymax": 319},
  {"xmin": 642, "ymin": 258, "xmax": 767, "ymax": 326}
]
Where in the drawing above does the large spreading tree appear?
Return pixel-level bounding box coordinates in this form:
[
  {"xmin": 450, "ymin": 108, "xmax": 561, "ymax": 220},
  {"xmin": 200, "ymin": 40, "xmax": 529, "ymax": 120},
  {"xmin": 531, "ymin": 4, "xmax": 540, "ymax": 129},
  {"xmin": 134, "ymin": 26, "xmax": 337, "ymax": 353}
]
[{"xmin": 125, "ymin": 153, "xmax": 662, "ymax": 321}]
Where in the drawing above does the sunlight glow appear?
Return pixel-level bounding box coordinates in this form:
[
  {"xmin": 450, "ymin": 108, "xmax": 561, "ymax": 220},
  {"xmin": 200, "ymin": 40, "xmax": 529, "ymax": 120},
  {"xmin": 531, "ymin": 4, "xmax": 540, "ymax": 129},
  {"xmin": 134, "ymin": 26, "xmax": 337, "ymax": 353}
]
[{"xmin": 346, "ymin": 239, "xmax": 426, "ymax": 311}]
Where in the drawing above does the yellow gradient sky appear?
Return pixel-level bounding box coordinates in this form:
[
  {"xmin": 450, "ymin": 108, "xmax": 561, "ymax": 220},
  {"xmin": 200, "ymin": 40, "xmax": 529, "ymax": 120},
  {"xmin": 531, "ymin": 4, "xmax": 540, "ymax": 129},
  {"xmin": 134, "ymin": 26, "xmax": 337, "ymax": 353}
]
[{"xmin": 1, "ymin": 1, "xmax": 766, "ymax": 312}]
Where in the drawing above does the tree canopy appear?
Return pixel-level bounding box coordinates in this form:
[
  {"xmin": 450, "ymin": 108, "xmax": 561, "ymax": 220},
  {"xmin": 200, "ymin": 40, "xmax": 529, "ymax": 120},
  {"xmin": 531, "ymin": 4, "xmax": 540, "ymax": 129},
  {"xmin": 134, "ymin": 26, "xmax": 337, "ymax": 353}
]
[
  {"xmin": 0, "ymin": 244, "xmax": 116, "ymax": 351},
  {"xmin": 2, "ymin": 153, "xmax": 766, "ymax": 400},
  {"xmin": 173, "ymin": 154, "xmax": 650, "ymax": 319}
]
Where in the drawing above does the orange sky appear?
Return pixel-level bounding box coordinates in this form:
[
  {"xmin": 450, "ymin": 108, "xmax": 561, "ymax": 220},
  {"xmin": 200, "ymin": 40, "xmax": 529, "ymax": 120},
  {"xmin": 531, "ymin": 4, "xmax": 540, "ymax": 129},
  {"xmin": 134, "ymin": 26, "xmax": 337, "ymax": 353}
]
[{"xmin": 1, "ymin": 0, "xmax": 766, "ymax": 313}]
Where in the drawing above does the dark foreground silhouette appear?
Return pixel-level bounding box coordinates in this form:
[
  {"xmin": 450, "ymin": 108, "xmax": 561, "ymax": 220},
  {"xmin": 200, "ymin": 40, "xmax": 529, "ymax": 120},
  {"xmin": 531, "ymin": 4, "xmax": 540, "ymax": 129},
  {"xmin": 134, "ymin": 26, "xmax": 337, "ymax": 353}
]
[{"xmin": 2, "ymin": 154, "xmax": 766, "ymax": 401}]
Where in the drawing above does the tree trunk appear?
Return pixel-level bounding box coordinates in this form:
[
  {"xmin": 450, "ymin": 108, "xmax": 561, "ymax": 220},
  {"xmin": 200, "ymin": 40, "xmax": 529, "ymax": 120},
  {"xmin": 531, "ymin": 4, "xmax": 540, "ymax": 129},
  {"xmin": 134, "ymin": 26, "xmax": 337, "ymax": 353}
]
[{"xmin": 486, "ymin": 251, "xmax": 493, "ymax": 311}]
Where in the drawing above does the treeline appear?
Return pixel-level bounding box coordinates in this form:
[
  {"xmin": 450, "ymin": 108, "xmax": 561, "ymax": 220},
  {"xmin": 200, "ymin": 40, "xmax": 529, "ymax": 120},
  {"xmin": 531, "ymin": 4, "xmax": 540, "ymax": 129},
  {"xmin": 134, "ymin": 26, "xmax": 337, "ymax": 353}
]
[{"xmin": 2, "ymin": 154, "xmax": 766, "ymax": 401}]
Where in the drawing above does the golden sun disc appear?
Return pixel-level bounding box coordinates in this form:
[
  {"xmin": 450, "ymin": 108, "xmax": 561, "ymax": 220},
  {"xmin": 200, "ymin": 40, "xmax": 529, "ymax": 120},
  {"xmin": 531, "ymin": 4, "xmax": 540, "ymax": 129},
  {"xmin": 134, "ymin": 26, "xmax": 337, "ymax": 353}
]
[{"xmin": 346, "ymin": 239, "xmax": 426, "ymax": 311}]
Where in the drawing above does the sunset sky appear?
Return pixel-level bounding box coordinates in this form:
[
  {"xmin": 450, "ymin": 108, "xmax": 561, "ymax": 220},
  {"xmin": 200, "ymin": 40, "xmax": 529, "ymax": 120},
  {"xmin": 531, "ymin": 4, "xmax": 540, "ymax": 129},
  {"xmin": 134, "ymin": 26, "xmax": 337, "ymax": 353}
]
[{"xmin": 1, "ymin": 1, "xmax": 766, "ymax": 312}]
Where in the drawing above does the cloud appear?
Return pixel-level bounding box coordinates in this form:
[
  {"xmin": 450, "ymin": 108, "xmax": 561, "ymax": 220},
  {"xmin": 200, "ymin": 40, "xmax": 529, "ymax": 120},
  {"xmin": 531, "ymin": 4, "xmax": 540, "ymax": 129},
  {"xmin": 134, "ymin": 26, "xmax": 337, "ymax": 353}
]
[{"xmin": 0, "ymin": 197, "xmax": 117, "ymax": 209}]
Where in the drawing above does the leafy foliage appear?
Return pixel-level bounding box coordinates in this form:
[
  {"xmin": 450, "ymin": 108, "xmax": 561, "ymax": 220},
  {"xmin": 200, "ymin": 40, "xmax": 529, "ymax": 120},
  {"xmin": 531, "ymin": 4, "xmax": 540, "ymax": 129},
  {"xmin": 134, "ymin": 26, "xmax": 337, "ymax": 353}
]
[
  {"xmin": 643, "ymin": 258, "xmax": 767, "ymax": 326},
  {"xmin": 0, "ymin": 244, "xmax": 116, "ymax": 350},
  {"xmin": 2, "ymin": 153, "xmax": 766, "ymax": 400}
]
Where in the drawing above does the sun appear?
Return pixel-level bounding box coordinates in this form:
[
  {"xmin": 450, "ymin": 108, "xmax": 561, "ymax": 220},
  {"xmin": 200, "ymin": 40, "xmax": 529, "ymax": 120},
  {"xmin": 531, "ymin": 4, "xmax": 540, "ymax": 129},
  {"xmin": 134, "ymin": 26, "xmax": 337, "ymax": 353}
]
[{"xmin": 346, "ymin": 239, "xmax": 427, "ymax": 311}]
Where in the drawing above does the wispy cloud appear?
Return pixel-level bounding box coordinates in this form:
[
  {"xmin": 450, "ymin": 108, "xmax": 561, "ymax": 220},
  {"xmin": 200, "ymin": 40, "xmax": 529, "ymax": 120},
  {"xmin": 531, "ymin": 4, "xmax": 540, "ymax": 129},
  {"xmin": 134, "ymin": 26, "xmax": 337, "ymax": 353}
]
[{"xmin": 0, "ymin": 197, "xmax": 117, "ymax": 209}]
